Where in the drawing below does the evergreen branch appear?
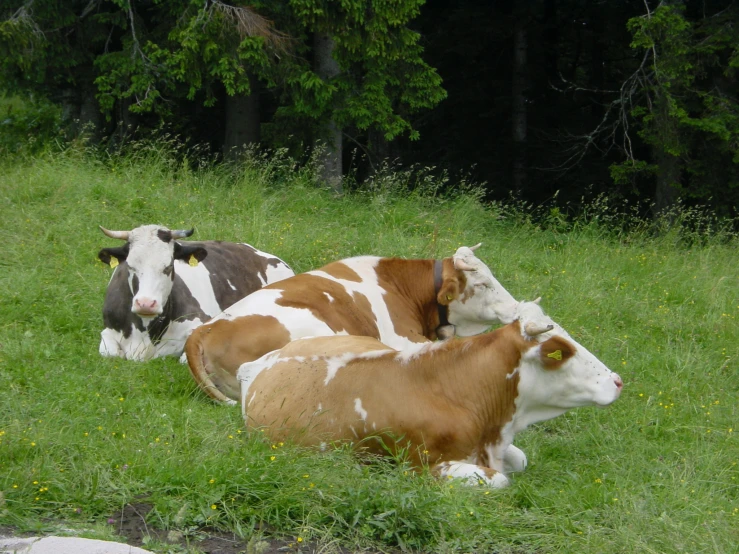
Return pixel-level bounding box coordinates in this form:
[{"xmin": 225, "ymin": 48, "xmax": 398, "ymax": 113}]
[{"xmin": 205, "ymin": 0, "xmax": 292, "ymax": 55}]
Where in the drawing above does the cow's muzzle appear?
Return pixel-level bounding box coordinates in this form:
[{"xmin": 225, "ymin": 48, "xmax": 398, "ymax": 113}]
[{"xmin": 133, "ymin": 297, "xmax": 161, "ymax": 317}]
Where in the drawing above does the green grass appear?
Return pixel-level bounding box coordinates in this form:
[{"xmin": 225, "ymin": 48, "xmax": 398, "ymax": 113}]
[{"xmin": 0, "ymin": 144, "xmax": 737, "ymax": 553}]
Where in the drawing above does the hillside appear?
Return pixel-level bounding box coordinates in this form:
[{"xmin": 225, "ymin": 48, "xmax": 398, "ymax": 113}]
[{"xmin": 0, "ymin": 146, "xmax": 737, "ymax": 553}]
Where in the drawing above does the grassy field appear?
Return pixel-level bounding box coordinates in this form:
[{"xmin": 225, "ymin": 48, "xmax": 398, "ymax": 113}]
[{"xmin": 0, "ymin": 143, "xmax": 737, "ymax": 553}]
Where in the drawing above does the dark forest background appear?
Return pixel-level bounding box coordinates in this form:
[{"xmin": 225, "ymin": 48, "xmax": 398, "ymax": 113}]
[{"xmin": 2, "ymin": 0, "xmax": 738, "ymax": 217}]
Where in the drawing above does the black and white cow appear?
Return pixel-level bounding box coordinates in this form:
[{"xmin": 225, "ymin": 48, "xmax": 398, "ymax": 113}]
[{"xmin": 97, "ymin": 224, "xmax": 294, "ymax": 360}]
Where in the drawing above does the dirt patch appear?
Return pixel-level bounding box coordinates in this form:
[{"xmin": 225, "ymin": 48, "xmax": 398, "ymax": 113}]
[
  {"xmin": 108, "ymin": 502, "xmax": 349, "ymax": 553},
  {"xmin": 0, "ymin": 504, "xmax": 358, "ymax": 554}
]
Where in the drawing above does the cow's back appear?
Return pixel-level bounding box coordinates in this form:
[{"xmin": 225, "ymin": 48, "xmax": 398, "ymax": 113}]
[
  {"xmin": 186, "ymin": 256, "xmax": 438, "ymax": 403},
  {"xmin": 185, "ymin": 269, "xmax": 386, "ymax": 403},
  {"xmin": 186, "ymin": 241, "xmax": 293, "ymax": 314},
  {"xmin": 244, "ymin": 336, "xmax": 396, "ymax": 441}
]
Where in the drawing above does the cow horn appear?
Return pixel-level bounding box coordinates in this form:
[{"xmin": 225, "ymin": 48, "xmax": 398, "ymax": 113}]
[
  {"xmin": 454, "ymin": 258, "xmax": 477, "ymax": 271},
  {"xmin": 99, "ymin": 226, "xmax": 130, "ymax": 241},
  {"xmin": 524, "ymin": 322, "xmax": 554, "ymax": 336},
  {"xmin": 469, "ymin": 243, "xmax": 482, "ymax": 252},
  {"xmin": 533, "ymin": 296, "xmax": 542, "ymax": 304},
  {"xmin": 170, "ymin": 228, "xmax": 194, "ymax": 239}
]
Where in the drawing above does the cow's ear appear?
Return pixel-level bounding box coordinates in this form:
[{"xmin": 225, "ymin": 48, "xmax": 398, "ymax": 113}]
[
  {"xmin": 437, "ymin": 259, "xmax": 464, "ymax": 305},
  {"xmin": 98, "ymin": 246, "xmax": 129, "ymax": 267},
  {"xmin": 174, "ymin": 242, "xmax": 208, "ymax": 263},
  {"xmin": 538, "ymin": 336, "xmax": 575, "ymax": 370},
  {"xmin": 437, "ymin": 277, "xmax": 460, "ymax": 305}
]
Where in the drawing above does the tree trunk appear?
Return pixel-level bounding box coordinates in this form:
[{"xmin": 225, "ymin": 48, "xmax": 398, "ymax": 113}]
[
  {"xmin": 79, "ymin": 89, "xmax": 103, "ymax": 144},
  {"xmin": 368, "ymin": 127, "xmax": 393, "ymax": 173},
  {"xmin": 60, "ymin": 88, "xmax": 103, "ymax": 143},
  {"xmin": 223, "ymin": 75, "xmax": 261, "ymax": 160},
  {"xmin": 60, "ymin": 89, "xmax": 81, "ymax": 139},
  {"xmin": 313, "ymin": 32, "xmax": 342, "ymax": 193},
  {"xmin": 117, "ymin": 96, "xmax": 138, "ymax": 144},
  {"xmin": 511, "ymin": 14, "xmax": 528, "ymax": 195},
  {"xmin": 654, "ymin": 150, "xmax": 681, "ymax": 215}
]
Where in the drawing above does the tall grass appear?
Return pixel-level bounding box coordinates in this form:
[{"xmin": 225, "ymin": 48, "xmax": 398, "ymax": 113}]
[{"xmin": 0, "ymin": 143, "xmax": 737, "ymax": 553}]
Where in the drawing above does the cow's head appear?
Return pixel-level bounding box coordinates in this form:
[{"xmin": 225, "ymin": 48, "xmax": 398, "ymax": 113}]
[
  {"xmin": 98, "ymin": 225, "xmax": 207, "ymax": 318},
  {"xmin": 437, "ymin": 244, "xmax": 519, "ymax": 336},
  {"xmin": 514, "ymin": 300, "xmax": 623, "ymax": 414}
]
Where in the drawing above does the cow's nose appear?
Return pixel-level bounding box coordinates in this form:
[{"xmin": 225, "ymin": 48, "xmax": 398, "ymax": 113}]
[
  {"xmin": 614, "ymin": 375, "xmax": 623, "ymax": 390},
  {"xmin": 134, "ymin": 297, "xmax": 159, "ymax": 314}
]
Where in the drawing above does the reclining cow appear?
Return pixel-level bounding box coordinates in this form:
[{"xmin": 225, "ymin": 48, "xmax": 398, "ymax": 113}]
[
  {"xmin": 98, "ymin": 224, "xmax": 294, "ymax": 360},
  {"xmin": 185, "ymin": 244, "xmax": 520, "ymax": 403},
  {"xmin": 239, "ymin": 300, "xmax": 623, "ymax": 487}
]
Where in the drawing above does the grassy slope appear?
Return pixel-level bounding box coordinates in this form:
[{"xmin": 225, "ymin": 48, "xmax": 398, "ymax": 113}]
[{"xmin": 0, "ymin": 146, "xmax": 737, "ymax": 553}]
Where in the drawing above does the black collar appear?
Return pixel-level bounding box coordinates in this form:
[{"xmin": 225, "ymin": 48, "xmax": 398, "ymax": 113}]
[{"xmin": 434, "ymin": 260, "xmax": 451, "ymax": 333}]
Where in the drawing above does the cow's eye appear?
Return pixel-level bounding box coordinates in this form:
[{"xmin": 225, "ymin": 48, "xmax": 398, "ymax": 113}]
[{"xmin": 163, "ymin": 264, "xmax": 174, "ymax": 277}]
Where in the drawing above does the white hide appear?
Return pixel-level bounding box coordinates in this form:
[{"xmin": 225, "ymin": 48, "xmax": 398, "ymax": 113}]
[
  {"xmin": 124, "ymin": 225, "xmax": 177, "ymax": 316},
  {"xmin": 509, "ymin": 302, "xmax": 623, "ymax": 434},
  {"xmin": 99, "ymin": 328, "xmax": 125, "ymax": 358},
  {"xmin": 211, "ymin": 257, "xmax": 422, "ymax": 349},
  {"xmin": 238, "ymin": 350, "xmax": 282, "ymax": 398},
  {"xmin": 219, "ymin": 289, "xmax": 338, "ymax": 340},
  {"xmin": 447, "ymin": 246, "xmax": 520, "ymax": 336},
  {"xmin": 324, "ymin": 353, "xmax": 357, "ymax": 385},
  {"xmin": 177, "ymin": 260, "xmax": 221, "ymax": 315},
  {"xmin": 394, "ymin": 340, "xmax": 448, "ymax": 364},
  {"xmin": 308, "ymin": 257, "xmax": 422, "ymax": 350},
  {"xmin": 205, "ymin": 249, "xmax": 519, "ymax": 355},
  {"xmin": 100, "ymin": 318, "xmax": 205, "ymax": 361},
  {"xmin": 354, "ymin": 398, "xmax": 368, "ymax": 421},
  {"xmin": 238, "ymin": 350, "xmax": 284, "ymax": 419},
  {"xmin": 251, "ymin": 247, "xmax": 295, "ymax": 285},
  {"xmin": 503, "ymin": 444, "xmax": 528, "ymax": 473},
  {"xmin": 437, "ymin": 462, "xmax": 510, "ymax": 488}
]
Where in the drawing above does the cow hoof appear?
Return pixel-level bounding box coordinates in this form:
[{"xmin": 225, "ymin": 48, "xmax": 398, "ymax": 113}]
[
  {"xmin": 436, "ymin": 462, "xmax": 510, "ymax": 489},
  {"xmin": 486, "ymin": 472, "xmax": 510, "ymax": 488},
  {"xmin": 503, "ymin": 444, "xmax": 528, "ymax": 473}
]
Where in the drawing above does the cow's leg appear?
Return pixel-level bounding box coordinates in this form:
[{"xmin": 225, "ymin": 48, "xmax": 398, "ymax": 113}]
[
  {"xmin": 99, "ymin": 329, "xmax": 124, "ymax": 358},
  {"xmin": 434, "ymin": 461, "xmax": 510, "ymax": 488},
  {"xmin": 503, "ymin": 444, "xmax": 528, "ymax": 473}
]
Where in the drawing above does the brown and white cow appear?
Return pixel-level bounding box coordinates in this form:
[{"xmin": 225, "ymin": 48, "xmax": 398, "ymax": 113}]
[
  {"xmin": 98, "ymin": 224, "xmax": 294, "ymax": 360},
  {"xmin": 185, "ymin": 245, "xmax": 520, "ymax": 403},
  {"xmin": 239, "ymin": 300, "xmax": 623, "ymax": 487}
]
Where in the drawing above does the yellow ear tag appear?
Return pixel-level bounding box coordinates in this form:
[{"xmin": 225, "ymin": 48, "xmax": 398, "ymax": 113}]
[
  {"xmin": 446, "ymin": 294, "xmax": 453, "ymax": 301},
  {"xmin": 547, "ymin": 350, "xmax": 563, "ymax": 361},
  {"xmin": 188, "ymin": 254, "xmax": 198, "ymax": 267},
  {"xmin": 109, "ymin": 256, "xmax": 119, "ymax": 269}
]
